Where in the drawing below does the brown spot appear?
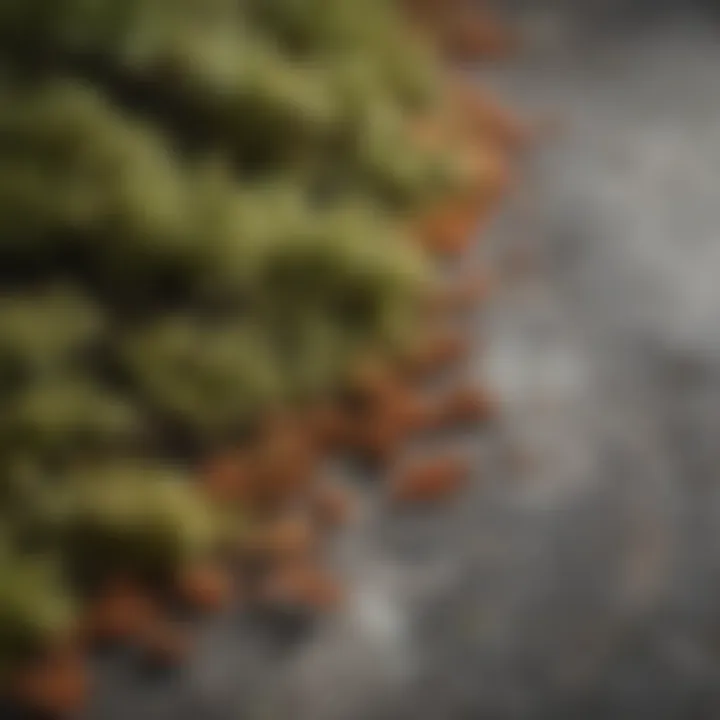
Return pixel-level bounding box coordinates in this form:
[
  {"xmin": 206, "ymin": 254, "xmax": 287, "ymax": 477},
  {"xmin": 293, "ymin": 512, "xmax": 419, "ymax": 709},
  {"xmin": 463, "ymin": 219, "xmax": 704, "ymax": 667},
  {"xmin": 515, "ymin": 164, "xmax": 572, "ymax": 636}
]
[
  {"xmin": 346, "ymin": 357, "xmax": 399, "ymax": 405},
  {"xmin": 312, "ymin": 483, "xmax": 356, "ymax": 530},
  {"xmin": 260, "ymin": 561, "xmax": 344, "ymax": 612},
  {"xmin": 246, "ymin": 515, "xmax": 317, "ymax": 563},
  {"xmin": 390, "ymin": 455, "xmax": 471, "ymax": 505},
  {"xmin": 176, "ymin": 562, "xmax": 234, "ymax": 613},
  {"xmin": 138, "ymin": 620, "xmax": 192, "ymax": 669},
  {"xmin": 441, "ymin": 13, "xmax": 520, "ymax": 62},
  {"xmin": 82, "ymin": 578, "xmax": 157, "ymax": 645},
  {"xmin": 433, "ymin": 385, "xmax": 499, "ymax": 429},
  {"xmin": 10, "ymin": 644, "xmax": 88, "ymax": 718},
  {"xmin": 403, "ymin": 331, "xmax": 470, "ymax": 377},
  {"xmin": 448, "ymin": 80, "xmax": 528, "ymax": 152},
  {"xmin": 200, "ymin": 450, "xmax": 254, "ymax": 505},
  {"xmin": 395, "ymin": 390, "xmax": 436, "ymax": 435},
  {"xmin": 349, "ymin": 408, "xmax": 408, "ymax": 465},
  {"xmin": 417, "ymin": 200, "xmax": 481, "ymax": 256},
  {"xmin": 250, "ymin": 417, "xmax": 320, "ymax": 511},
  {"xmin": 307, "ymin": 403, "xmax": 355, "ymax": 450},
  {"xmin": 427, "ymin": 270, "xmax": 495, "ymax": 315},
  {"xmin": 402, "ymin": 1, "xmax": 519, "ymax": 61}
]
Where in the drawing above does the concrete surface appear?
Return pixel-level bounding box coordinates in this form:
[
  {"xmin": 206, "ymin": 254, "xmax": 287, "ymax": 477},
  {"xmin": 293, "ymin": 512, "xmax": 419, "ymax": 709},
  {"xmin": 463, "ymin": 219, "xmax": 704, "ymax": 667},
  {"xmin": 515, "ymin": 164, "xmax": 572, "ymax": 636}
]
[{"xmin": 85, "ymin": 2, "xmax": 720, "ymax": 718}]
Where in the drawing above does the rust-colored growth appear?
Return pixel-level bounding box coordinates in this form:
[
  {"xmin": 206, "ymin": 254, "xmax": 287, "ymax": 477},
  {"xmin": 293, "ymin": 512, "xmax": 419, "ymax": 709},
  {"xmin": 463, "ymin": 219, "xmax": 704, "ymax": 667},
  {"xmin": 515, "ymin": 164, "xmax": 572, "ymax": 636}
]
[
  {"xmin": 312, "ymin": 483, "xmax": 356, "ymax": 530},
  {"xmin": 412, "ymin": 135, "xmax": 515, "ymax": 257},
  {"xmin": 348, "ymin": 408, "xmax": 408, "ymax": 466},
  {"xmin": 400, "ymin": 0, "xmax": 446, "ymax": 29},
  {"xmin": 363, "ymin": 380, "xmax": 438, "ymax": 440},
  {"xmin": 388, "ymin": 384, "xmax": 432, "ymax": 434},
  {"xmin": 417, "ymin": 140, "xmax": 514, "ymax": 257},
  {"xmin": 348, "ymin": 374, "xmax": 425, "ymax": 462},
  {"xmin": 251, "ymin": 417, "xmax": 320, "ymax": 511},
  {"xmin": 260, "ymin": 561, "xmax": 344, "ymax": 612},
  {"xmin": 82, "ymin": 578, "xmax": 158, "ymax": 645},
  {"xmin": 308, "ymin": 403, "xmax": 355, "ymax": 451},
  {"xmin": 200, "ymin": 450, "xmax": 253, "ymax": 505},
  {"xmin": 246, "ymin": 515, "xmax": 318, "ymax": 564},
  {"xmin": 456, "ymin": 161, "xmax": 515, "ymax": 247},
  {"xmin": 408, "ymin": 115, "xmax": 448, "ymax": 152},
  {"xmin": 9, "ymin": 644, "xmax": 89, "ymax": 718},
  {"xmin": 451, "ymin": 82, "xmax": 528, "ymax": 152},
  {"xmin": 433, "ymin": 385, "xmax": 500, "ymax": 429},
  {"xmin": 441, "ymin": 11, "xmax": 519, "ymax": 61},
  {"xmin": 469, "ymin": 143, "xmax": 515, "ymax": 200},
  {"xmin": 341, "ymin": 361, "xmax": 417, "ymax": 463},
  {"xmin": 447, "ymin": 144, "xmax": 514, "ymax": 233},
  {"xmin": 402, "ymin": 0, "xmax": 518, "ymax": 61},
  {"xmin": 403, "ymin": 330, "xmax": 470, "ymax": 377},
  {"xmin": 390, "ymin": 455, "xmax": 471, "ymax": 505},
  {"xmin": 347, "ymin": 356, "xmax": 400, "ymax": 406},
  {"xmin": 176, "ymin": 562, "xmax": 234, "ymax": 613},
  {"xmin": 427, "ymin": 270, "xmax": 495, "ymax": 315},
  {"xmin": 418, "ymin": 200, "xmax": 481, "ymax": 256},
  {"xmin": 138, "ymin": 620, "xmax": 191, "ymax": 669}
]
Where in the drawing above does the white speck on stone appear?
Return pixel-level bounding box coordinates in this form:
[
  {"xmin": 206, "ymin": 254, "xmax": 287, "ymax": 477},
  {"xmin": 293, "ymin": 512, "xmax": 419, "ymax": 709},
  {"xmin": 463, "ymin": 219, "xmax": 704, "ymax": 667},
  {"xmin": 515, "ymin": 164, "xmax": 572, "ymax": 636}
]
[{"xmin": 351, "ymin": 587, "xmax": 406, "ymax": 645}]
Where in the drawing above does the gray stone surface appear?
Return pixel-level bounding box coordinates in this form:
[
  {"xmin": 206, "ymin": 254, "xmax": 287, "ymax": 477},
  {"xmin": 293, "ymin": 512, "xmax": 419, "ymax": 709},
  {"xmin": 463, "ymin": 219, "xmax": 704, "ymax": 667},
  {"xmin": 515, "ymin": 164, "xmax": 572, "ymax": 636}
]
[{"xmin": 85, "ymin": 2, "xmax": 720, "ymax": 718}]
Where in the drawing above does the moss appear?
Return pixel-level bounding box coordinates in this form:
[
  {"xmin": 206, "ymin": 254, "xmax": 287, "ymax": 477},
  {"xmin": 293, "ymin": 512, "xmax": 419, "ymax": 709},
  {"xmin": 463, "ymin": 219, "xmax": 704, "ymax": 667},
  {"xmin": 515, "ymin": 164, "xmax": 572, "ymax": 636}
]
[
  {"xmin": 0, "ymin": 0, "xmax": 501, "ymax": 690},
  {"xmin": 0, "ymin": 542, "xmax": 76, "ymax": 683},
  {"xmin": 60, "ymin": 464, "xmax": 221, "ymax": 587}
]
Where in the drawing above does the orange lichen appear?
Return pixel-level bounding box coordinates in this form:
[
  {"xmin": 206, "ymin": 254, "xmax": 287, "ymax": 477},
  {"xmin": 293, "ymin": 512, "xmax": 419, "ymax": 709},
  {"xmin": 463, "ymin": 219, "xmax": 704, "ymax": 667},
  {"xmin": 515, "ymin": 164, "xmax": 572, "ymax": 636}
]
[
  {"xmin": 260, "ymin": 561, "xmax": 344, "ymax": 612},
  {"xmin": 246, "ymin": 515, "xmax": 318, "ymax": 564},
  {"xmin": 9, "ymin": 644, "xmax": 88, "ymax": 718},
  {"xmin": 403, "ymin": 0, "xmax": 518, "ymax": 61},
  {"xmin": 433, "ymin": 385, "xmax": 499, "ymax": 429},
  {"xmin": 200, "ymin": 451, "xmax": 253, "ymax": 505},
  {"xmin": 441, "ymin": 12, "xmax": 519, "ymax": 61},
  {"xmin": 347, "ymin": 408, "xmax": 409, "ymax": 465},
  {"xmin": 82, "ymin": 579, "xmax": 158, "ymax": 645},
  {"xmin": 311, "ymin": 483, "xmax": 356, "ymax": 530},
  {"xmin": 307, "ymin": 403, "xmax": 355, "ymax": 451},
  {"xmin": 390, "ymin": 455, "xmax": 471, "ymax": 505},
  {"xmin": 403, "ymin": 330, "xmax": 471, "ymax": 377},
  {"xmin": 417, "ymin": 200, "xmax": 483, "ymax": 256},
  {"xmin": 255, "ymin": 419, "xmax": 319, "ymax": 495},
  {"xmin": 175, "ymin": 563, "xmax": 234, "ymax": 614},
  {"xmin": 137, "ymin": 620, "xmax": 191, "ymax": 669},
  {"xmin": 426, "ymin": 271, "xmax": 495, "ymax": 315},
  {"xmin": 448, "ymin": 80, "xmax": 529, "ymax": 152}
]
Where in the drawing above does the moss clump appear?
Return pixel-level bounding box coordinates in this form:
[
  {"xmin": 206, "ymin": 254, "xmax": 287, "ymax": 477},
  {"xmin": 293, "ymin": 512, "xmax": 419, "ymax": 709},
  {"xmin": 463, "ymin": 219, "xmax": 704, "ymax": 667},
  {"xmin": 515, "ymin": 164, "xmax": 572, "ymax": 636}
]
[
  {"xmin": 0, "ymin": 0, "xmax": 510, "ymax": 706},
  {"xmin": 59, "ymin": 465, "xmax": 221, "ymax": 588},
  {"xmin": 0, "ymin": 542, "xmax": 76, "ymax": 685}
]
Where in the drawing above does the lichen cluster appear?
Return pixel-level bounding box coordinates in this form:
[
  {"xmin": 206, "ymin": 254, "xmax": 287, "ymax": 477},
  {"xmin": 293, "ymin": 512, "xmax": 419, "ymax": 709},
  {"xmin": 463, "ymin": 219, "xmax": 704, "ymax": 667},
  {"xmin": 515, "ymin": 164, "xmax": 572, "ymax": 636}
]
[{"xmin": 0, "ymin": 0, "xmax": 520, "ymax": 715}]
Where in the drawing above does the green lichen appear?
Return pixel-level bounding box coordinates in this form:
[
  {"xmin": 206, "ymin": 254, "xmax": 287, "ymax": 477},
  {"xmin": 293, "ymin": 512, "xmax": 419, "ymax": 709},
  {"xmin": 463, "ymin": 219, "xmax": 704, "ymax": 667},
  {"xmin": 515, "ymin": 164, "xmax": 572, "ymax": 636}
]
[{"xmin": 0, "ymin": 0, "xmax": 469, "ymax": 680}]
